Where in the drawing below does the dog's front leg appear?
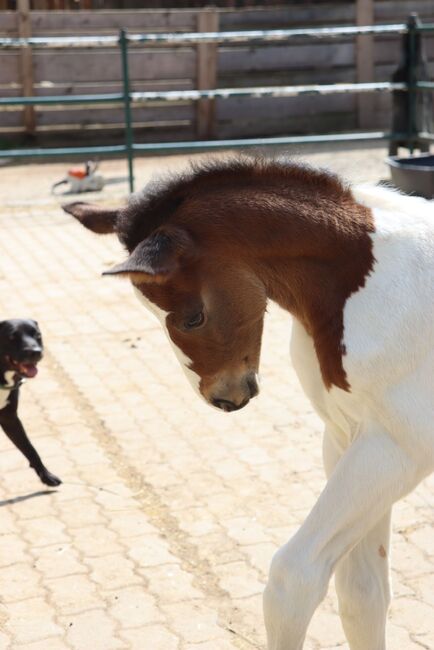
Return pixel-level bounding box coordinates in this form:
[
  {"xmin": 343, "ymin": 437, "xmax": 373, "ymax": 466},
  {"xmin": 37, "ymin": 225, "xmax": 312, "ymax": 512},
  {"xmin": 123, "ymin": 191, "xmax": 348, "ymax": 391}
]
[
  {"xmin": 0, "ymin": 399, "xmax": 61, "ymax": 487},
  {"xmin": 263, "ymin": 422, "xmax": 422, "ymax": 650}
]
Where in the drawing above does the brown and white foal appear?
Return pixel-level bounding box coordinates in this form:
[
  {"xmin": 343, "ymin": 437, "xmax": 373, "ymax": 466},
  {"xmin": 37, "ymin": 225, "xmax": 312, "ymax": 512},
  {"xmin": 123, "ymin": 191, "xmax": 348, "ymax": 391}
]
[{"xmin": 63, "ymin": 158, "xmax": 434, "ymax": 650}]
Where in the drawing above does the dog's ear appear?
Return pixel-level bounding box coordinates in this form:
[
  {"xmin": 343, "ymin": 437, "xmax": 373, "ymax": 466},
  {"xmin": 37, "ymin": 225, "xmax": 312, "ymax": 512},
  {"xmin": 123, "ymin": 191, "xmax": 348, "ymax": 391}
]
[
  {"xmin": 103, "ymin": 227, "xmax": 195, "ymax": 283},
  {"xmin": 62, "ymin": 202, "xmax": 119, "ymax": 234}
]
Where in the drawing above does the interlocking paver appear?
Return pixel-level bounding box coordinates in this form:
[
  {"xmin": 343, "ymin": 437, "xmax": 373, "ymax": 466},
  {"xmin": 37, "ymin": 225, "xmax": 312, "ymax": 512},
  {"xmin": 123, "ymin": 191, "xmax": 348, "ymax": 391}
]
[
  {"xmin": 0, "ymin": 145, "xmax": 432, "ymax": 649},
  {"xmin": 121, "ymin": 625, "xmax": 180, "ymax": 650},
  {"xmin": 61, "ymin": 610, "xmax": 126, "ymax": 650}
]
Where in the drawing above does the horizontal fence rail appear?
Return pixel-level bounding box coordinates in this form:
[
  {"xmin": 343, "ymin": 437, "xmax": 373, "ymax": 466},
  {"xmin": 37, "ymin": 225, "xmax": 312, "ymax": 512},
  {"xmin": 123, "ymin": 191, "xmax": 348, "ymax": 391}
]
[
  {"xmin": 0, "ymin": 24, "xmax": 413, "ymax": 49},
  {"xmin": 0, "ymin": 19, "xmax": 433, "ymax": 192},
  {"xmin": 0, "ymin": 83, "xmax": 408, "ymax": 110}
]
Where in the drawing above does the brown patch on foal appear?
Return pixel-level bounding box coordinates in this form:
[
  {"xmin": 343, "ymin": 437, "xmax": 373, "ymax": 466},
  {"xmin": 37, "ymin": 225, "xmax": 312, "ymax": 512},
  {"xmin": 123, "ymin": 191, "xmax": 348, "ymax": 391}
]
[{"xmin": 64, "ymin": 157, "xmax": 375, "ymax": 394}]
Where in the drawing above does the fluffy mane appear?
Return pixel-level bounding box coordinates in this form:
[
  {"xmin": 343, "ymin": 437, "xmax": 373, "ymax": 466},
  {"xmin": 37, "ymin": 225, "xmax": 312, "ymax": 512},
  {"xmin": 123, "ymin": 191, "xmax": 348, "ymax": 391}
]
[{"xmin": 115, "ymin": 156, "xmax": 351, "ymax": 252}]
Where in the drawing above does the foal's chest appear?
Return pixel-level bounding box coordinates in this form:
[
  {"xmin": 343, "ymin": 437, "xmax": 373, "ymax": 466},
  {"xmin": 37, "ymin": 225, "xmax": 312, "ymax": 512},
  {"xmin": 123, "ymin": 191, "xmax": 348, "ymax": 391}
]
[{"xmin": 290, "ymin": 319, "xmax": 362, "ymax": 442}]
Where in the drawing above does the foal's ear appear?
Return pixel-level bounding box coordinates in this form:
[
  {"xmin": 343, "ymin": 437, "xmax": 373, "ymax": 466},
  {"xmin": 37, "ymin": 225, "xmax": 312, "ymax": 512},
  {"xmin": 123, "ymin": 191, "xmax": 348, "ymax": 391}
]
[
  {"xmin": 103, "ymin": 227, "xmax": 195, "ymax": 283},
  {"xmin": 62, "ymin": 202, "xmax": 119, "ymax": 234}
]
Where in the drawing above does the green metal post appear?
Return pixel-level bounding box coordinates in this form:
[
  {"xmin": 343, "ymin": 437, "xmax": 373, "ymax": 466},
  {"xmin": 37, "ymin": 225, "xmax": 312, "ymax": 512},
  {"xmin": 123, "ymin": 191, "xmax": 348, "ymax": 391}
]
[
  {"xmin": 407, "ymin": 14, "xmax": 417, "ymax": 154},
  {"xmin": 120, "ymin": 29, "xmax": 134, "ymax": 193}
]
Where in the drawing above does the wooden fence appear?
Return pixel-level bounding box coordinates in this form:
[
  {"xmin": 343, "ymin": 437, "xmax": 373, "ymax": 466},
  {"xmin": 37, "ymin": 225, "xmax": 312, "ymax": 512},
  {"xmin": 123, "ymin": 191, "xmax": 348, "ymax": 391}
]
[{"xmin": 1, "ymin": 1, "xmax": 433, "ymax": 146}]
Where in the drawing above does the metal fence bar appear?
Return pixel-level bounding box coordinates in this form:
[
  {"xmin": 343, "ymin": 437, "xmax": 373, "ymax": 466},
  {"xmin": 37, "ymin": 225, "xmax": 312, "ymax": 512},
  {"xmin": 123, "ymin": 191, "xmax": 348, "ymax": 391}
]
[
  {"xmin": 407, "ymin": 16, "xmax": 417, "ymax": 153},
  {"xmin": 0, "ymin": 24, "xmax": 411, "ymax": 50},
  {"xmin": 418, "ymin": 131, "xmax": 434, "ymax": 141},
  {"xmin": 2, "ymin": 22, "xmax": 433, "ymax": 51},
  {"xmin": 127, "ymin": 24, "xmax": 410, "ymax": 46},
  {"xmin": 415, "ymin": 23, "xmax": 434, "ymax": 32},
  {"xmin": 130, "ymin": 82, "xmax": 407, "ymax": 104},
  {"xmin": 119, "ymin": 29, "xmax": 134, "ymax": 193},
  {"xmin": 417, "ymin": 81, "xmax": 434, "ymax": 90},
  {"xmin": 0, "ymin": 83, "xmax": 407, "ymax": 113},
  {"xmin": 0, "ymin": 35, "xmax": 119, "ymax": 49},
  {"xmin": 0, "ymin": 93, "xmax": 124, "ymax": 107},
  {"xmin": 137, "ymin": 24, "xmax": 418, "ymax": 44},
  {"xmin": 132, "ymin": 131, "xmax": 410, "ymax": 155},
  {"xmin": 0, "ymin": 145, "xmax": 127, "ymax": 158},
  {"xmin": 2, "ymin": 22, "xmax": 433, "ymax": 52}
]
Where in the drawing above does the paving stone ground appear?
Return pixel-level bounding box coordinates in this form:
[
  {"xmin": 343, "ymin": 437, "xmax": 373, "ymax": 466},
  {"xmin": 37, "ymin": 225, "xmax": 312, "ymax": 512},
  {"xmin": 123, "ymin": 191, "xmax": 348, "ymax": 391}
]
[{"xmin": 0, "ymin": 142, "xmax": 432, "ymax": 650}]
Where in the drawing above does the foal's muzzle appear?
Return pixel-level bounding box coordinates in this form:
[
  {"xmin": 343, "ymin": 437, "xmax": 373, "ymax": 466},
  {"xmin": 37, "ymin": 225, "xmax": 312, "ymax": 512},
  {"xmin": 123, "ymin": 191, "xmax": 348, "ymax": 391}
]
[{"xmin": 211, "ymin": 373, "xmax": 259, "ymax": 412}]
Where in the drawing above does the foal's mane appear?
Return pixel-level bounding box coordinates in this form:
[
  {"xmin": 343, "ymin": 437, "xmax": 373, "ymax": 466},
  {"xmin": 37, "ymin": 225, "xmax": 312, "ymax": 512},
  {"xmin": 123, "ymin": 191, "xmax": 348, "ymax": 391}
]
[{"xmin": 116, "ymin": 156, "xmax": 350, "ymax": 251}]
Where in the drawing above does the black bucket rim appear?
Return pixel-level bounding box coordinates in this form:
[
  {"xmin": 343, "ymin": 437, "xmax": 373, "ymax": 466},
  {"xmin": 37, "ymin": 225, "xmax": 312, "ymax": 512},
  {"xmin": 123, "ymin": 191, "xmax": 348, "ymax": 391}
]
[{"xmin": 387, "ymin": 153, "xmax": 434, "ymax": 173}]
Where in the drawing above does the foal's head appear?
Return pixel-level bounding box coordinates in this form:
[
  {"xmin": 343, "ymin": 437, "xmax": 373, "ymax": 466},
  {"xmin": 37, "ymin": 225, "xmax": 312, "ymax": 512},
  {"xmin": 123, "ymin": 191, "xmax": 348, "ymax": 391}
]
[{"xmin": 63, "ymin": 161, "xmax": 268, "ymax": 411}]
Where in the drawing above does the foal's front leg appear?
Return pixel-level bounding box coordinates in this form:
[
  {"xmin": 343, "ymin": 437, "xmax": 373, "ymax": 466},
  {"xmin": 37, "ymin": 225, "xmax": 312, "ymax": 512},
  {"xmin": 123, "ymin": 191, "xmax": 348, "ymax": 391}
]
[{"xmin": 263, "ymin": 423, "xmax": 420, "ymax": 650}]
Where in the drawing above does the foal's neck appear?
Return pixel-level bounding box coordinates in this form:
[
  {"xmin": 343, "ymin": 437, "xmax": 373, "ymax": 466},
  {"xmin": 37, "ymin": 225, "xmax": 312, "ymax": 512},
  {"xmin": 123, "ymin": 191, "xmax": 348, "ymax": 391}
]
[{"xmin": 224, "ymin": 183, "xmax": 374, "ymax": 390}]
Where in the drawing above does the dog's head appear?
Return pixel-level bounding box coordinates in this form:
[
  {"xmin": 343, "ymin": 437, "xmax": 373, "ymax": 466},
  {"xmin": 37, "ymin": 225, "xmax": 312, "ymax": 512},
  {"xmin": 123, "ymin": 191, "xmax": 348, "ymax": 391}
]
[{"xmin": 0, "ymin": 319, "xmax": 43, "ymax": 379}]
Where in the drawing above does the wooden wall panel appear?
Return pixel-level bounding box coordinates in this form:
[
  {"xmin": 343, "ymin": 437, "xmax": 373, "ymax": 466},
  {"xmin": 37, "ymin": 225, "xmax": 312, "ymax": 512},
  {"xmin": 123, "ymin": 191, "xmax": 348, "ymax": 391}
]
[
  {"xmin": 219, "ymin": 43, "xmax": 355, "ymax": 74},
  {"xmin": 0, "ymin": 3, "xmax": 433, "ymax": 144},
  {"xmin": 31, "ymin": 48, "xmax": 196, "ymax": 83},
  {"xmin": 29, "ymin": 9, "xmax": 198, "ymax": 34}
]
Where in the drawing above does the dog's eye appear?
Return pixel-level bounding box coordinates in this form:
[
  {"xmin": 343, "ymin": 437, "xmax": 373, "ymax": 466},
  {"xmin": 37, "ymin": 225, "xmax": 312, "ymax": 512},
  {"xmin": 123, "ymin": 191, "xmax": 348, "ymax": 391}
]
[{"xmin": 184, "ymin": 311, "xmax": 205, "ymax": 330}]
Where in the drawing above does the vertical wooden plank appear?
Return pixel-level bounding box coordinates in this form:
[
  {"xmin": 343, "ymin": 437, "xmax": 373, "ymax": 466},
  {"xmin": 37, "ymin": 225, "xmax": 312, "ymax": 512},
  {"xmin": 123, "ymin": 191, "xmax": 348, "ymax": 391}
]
[
  {"xmin": 196, "ymin": 8, "xmax": 218, "ymax": 139},
  {"xmin": 356, "ymin": 0, "xmax": 375, "ymax": 129},
  {"xmin": 0, "ymin": 1, "xmax": 9, "ymax": 11},
  {"xmin": 17, "ymin": 0, "xmax": 35, "ymax": 135}
]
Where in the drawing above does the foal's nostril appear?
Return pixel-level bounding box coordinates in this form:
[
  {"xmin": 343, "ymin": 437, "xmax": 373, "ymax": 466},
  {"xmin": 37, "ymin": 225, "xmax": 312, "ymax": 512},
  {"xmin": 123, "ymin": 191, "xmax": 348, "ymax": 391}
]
[
  {"xmin": 212, "ymin": 398, "xmax": 238, "ymax": 412},
  {"xmin": 247, "ymin": 376, "xmax": 259, "ymax": 399},
  {"xmin": 212, "ymin": 397, "xmax": 250, "ymax": 412}
]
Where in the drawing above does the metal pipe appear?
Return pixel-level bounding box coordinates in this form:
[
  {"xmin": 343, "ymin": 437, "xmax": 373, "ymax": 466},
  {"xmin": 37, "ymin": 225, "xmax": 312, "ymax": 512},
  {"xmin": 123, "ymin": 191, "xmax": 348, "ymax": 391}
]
[
  {"xmin": 0, "ymin": 93, "xmax": 124, "ymax": 108},
  {"xmin": 131, "ymin": 82, "xmax": 406, "ymax": 104},
  {"xmin": 0, "ymin": 132, "xmax": 412, "ymax": 161},
  {"xmin": 120, "ymin": 29, "xmax": 134, "ymax": 193},
  {"xmin": 0, "ymin": 145, "xmax": 127, "ymax": 158},
  {"xmin": 407, "ymin": 15, "xmax": 417, "ymax": 154},
  {"xmin": 0, "ymin": 83, "xmax": 406, "ymax": 114},
  {"xmin": 416, "ymin": 81, "xmax": 434, "ymax": 90},
  {"xmin": 132, "ymin": 131, "xmax": 409, "ymax": 154},
  {"xmin": 0, "ymin": 35, "xmax": 119, "ymax": 49},
  {"xmin": 418, "ymin": 131, "xmax": 434, "ymax": 141},
  {"xmin": 127, "ymin": 24, "xmax": 409, "ymax": 45},
  {"xmin": 0, "ymin": 23, "xmax": 413, "ymax": 50}
]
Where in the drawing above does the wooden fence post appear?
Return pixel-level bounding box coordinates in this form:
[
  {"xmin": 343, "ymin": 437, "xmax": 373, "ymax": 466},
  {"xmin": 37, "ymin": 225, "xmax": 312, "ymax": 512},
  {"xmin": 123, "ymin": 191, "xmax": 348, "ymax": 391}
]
[
  {"xmin": 196, "ymin": 8, "xmax": 218, "ymax": 139},
  {"xmin": 17, "ymin": 0, "xmax": 36, "ymax": 135},
  {"xmin": 356, "ymin": 0, "xmax": 375, "ymax": 129}
]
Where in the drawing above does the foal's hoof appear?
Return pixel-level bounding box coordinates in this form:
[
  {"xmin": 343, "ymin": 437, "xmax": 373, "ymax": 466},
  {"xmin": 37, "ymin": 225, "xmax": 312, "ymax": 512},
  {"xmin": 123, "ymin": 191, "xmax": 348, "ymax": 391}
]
[{"xmin": 37, "ymin": 469, "xmax": 62, "ymax": 487}]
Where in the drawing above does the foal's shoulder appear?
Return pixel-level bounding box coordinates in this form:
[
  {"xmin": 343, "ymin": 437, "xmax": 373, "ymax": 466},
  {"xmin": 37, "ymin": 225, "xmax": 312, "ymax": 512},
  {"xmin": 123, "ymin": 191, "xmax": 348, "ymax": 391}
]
[{"xmin": 352, "ymin": 184, "xmax": 434, "ymax": 224}]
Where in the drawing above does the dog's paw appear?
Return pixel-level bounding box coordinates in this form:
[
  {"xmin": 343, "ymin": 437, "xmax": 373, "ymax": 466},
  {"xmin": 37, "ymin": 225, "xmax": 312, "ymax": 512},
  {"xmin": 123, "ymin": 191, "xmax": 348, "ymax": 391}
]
[{"xmin": 37, "ymin": 469, "xmax": 62, "ymax": 487}]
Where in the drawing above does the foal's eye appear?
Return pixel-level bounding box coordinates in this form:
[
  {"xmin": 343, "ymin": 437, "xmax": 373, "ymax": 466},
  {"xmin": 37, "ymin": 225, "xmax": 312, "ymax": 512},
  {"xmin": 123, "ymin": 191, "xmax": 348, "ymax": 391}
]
[{"xmin": 184, "ymin": 311, "xmax": 205, "ymax": 330}]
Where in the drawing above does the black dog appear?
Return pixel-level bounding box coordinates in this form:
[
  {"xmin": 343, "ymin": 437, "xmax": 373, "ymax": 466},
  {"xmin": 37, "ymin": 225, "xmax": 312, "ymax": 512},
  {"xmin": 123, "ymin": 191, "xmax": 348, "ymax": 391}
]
[{"xmin": 0, "ymin": 319, "xmax": 61, "ymax": 487}]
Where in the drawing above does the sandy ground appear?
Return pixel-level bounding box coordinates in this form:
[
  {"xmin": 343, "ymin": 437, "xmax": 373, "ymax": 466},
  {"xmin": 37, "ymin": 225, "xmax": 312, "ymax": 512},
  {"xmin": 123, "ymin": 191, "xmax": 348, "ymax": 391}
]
[{"xmin": 0, "ymin": 142, "xmax": 432, "ymax": 650}]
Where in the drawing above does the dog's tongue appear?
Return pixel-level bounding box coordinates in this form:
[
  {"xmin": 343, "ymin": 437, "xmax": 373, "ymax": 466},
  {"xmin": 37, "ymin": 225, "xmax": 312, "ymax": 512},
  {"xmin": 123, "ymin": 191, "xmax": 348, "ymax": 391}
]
[{"xmin": 19, "ymin": 363, "xmax": 38, "ymax": 378}]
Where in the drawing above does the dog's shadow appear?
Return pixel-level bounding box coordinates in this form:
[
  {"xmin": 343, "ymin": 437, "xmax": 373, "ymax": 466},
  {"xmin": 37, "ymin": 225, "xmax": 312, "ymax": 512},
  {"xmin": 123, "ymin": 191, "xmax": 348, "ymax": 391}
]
[{"xmin": 0, "ymin": 489, "xmax": 57, "ymax": 508}]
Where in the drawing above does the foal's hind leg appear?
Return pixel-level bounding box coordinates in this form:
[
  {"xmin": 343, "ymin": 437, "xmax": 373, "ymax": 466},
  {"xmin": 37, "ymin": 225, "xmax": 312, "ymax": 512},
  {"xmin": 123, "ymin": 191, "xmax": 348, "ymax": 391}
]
[
  {"xmin": 263, "ymin": 423, "xmax": 419, "ymax": 650},
  {"xmin": 323, "ymin": 428, "xmax": 392, "ymax": 650},
  {"xmin": 335, "ymin": 512, "xmax": 391, "ymax": 650}
]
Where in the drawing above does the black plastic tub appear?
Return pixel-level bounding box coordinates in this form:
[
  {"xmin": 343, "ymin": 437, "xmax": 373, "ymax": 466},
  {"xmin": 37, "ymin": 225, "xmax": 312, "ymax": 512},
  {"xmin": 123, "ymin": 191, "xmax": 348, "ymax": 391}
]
[{"xmin": 387, "ymin": 154, "xmax": 434, "ymax": 199}]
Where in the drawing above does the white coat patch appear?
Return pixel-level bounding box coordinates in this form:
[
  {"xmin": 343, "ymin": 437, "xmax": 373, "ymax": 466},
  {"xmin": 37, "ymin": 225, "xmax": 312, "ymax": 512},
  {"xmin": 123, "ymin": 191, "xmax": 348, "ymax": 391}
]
[{"xmin": 133, "ymin": 286, "xmax": 203, "ymax": 399}]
